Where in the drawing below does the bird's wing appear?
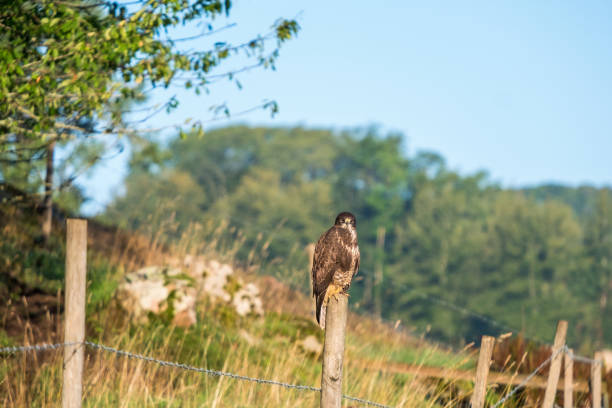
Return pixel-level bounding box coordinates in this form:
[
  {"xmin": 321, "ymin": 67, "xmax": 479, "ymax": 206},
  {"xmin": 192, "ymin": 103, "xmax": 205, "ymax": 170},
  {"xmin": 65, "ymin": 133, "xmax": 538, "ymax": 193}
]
[
  {"xmin": 311, "ymin": 227, "xmax": 339, "ymax": 298},
  {"xmin": 352, "ymin": 245, "xmax": 360, "ymax": 278}
]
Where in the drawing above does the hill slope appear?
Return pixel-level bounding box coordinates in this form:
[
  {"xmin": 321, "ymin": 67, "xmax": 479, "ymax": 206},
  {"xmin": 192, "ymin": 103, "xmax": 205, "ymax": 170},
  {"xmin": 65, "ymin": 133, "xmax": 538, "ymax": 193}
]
[{"xmin": 1, "ymin": 189, "xmax": 475, "ymax": 407}]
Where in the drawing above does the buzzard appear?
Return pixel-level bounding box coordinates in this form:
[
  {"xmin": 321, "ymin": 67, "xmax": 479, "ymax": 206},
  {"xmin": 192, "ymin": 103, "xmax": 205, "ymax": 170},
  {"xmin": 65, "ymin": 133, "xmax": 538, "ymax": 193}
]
[{"xmin": 311, "ymin": 212, "xmax": 360, "ymax": 329}]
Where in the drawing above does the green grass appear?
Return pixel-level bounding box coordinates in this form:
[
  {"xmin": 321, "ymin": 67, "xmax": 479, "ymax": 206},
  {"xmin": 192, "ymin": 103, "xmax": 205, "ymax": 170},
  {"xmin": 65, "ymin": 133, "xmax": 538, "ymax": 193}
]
[
  {"xmin": 2, "ymin": 289, "xmax": 455, "ymax": 407},
  {"xmin": 0, "ymin": 204, "xmax": 477, "ymax": 407},
  {"xmin": 346, "ymin": 328, "xmax": 474, "ymax": 369}
]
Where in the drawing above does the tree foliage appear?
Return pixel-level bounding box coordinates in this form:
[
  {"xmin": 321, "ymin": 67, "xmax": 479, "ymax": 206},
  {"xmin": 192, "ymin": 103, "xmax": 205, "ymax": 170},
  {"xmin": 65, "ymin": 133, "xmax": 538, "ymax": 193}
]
[
  {"xmin": 0, "ymin": 0, "xmax": 298, "ymax": 236},
  {"xmin": 1, "ymin": 0, "xmax": 298, "ymax": 142},
  {"xmin": 104, "ymin": 125, "xmax": 612, "ymax": 351}
]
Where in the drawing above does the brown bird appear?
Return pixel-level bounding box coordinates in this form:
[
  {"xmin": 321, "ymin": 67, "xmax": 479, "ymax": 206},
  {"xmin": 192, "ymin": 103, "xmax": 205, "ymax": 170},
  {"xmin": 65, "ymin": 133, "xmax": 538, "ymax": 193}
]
[{"xmin": 311, "ymin": 212, "xmax": 360, "ymax": 329}]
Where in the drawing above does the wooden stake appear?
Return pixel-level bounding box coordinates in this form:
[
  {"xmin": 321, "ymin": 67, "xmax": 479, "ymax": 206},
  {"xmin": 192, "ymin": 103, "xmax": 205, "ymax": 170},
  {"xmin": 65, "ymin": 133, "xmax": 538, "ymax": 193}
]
[
  {"xmin": 564, "ymin": 348, "xmax": 573, "ymax": 408},
  {"xmin": 542, "ymin": 320, "xmax": 568, "ymax": 408},
  {"xmin": 374, "ymin": 226, "xmax": 385, "ymax": 318},
  {"xmin": 320, "ymin": 294, "xmax": 348, "ymax": 408},
  {"xmin": 62, "ymin": 219, "xmax": 87, "ymax": 408},
  {"xmin": 593, "ymin": 351, "xmax": 603, "ymax": 408},
  {"xmin": 358, "ymin": 359, "xmax": 589, "ymax": 391},
  {"xmin": 470, "ymin": 336, "xmax": 495, "ymax": 408}
]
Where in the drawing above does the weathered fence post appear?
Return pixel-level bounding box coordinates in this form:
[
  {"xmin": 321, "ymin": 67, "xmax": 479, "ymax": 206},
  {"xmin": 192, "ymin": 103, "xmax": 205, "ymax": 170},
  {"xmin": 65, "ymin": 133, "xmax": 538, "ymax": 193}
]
[
  {"xmin": 320, "ymin": 294, "xmax": 349, "ymax": 408},
  {"xmin": 564, "ymin": 348, "xmax": 573, "ymax": 408},
  {"xmin": 470, "ymin": 335, "xmax": 495, "ymax": 408},
  {"xmin": 593, "ymin": 351, "xmax": 603, "ymax": 408},
  {"xmin": 62, "ymin": 219, "xmax": 87, "ymax": 408},
  {"xmin": 543, "ymin": 320, "xmax": 568, "ymax": 408}
]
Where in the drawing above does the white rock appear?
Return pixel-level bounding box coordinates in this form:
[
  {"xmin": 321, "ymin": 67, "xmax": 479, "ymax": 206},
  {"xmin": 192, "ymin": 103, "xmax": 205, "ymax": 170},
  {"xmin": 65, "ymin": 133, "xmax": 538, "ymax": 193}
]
[
  {"xmin": 117, "ymin": 257, "xmax": 266, "ymax": 327},
  {"xmin": 117, "ymin": 266, "xmax": 196, "ymax": 327},
  {"xmin": 299, "ymin": 335, "xmax": 323, "ymax": 355},
  {"xmin": 185, "ymin": 254, "xmax": 207, "ymax": 278},
  {"xmin": 232, "ymin": 283, "xmax": 264, "ymax": 317},
  {"xmin": 201, "ymin": 260, "xmax": 233, "ymax": 303},
  {"xmin": 171, "ymin": 286, "xmax": 197, "ymax": 328}
]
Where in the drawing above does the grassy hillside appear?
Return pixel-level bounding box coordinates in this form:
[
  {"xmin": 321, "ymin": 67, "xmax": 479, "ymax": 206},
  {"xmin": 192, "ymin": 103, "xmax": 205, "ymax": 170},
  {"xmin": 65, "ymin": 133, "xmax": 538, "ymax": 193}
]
[
  {"xmin": 1, "ymin": 192, "xmax": 480, "ymax": 407},
  {"xmin": 2, "ymin": 187, "xmax": 607, "ymax": 407}
]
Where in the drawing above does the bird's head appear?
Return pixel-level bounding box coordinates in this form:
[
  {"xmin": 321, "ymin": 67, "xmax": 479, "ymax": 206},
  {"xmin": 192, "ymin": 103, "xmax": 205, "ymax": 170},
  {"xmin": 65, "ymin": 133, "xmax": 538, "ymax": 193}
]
[{"xmin": 334, "ymin": 212, "xmax": 356, "ymax": 229}]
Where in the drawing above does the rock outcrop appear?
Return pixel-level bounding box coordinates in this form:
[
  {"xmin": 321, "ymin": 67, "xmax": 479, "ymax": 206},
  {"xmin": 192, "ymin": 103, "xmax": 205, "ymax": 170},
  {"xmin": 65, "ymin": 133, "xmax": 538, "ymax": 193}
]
[
  {"xmin": 116, "ymin": 266, "xmax": 196, "ymax": 328},
  {"xmin": 232, "ymin": 283, "xmax": 264, "ymax": 317},
  {"xmin": 116, "ymin": 257, "xmax": 264, "ymax": 328}
]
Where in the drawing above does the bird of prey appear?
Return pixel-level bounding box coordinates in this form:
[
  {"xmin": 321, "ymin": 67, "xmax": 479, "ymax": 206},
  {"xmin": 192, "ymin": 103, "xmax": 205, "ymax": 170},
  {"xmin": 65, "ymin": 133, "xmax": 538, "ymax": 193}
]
[{"xmin": 311, "ymin": 212, "xmax": 360, "ymax": 329}]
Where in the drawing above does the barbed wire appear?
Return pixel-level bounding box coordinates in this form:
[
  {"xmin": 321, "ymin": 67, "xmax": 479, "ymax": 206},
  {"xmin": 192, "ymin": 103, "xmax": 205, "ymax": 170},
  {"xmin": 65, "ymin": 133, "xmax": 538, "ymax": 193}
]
[
  {"xmin": 0, "ymin": 341, "xmax": 392, "ymax": 408},
  {"xmin": 0, "ymin": 342, "xmax": 80, "ymax": 354},
  {"xmin": 269, "ymin": 267, "xmax": 548, "ymax": 353},
  {"xmin": 84, "ymin": 341, "xmax": 320, "ymax": 391},
  {"xmin": 566, "ymin": 349, "xmax": 603, "ymax": 365},
  {"xmin": 385, "ymin": 282, "xmax": 550, "ymax": 346},
  {"xmin": 491, "ymin": 346, "xmax": 566, "ymax": 408},
  {"xmin": 413, "ymin": 292, "xmax": 524, "ymax": 335},
  {"xmin": 356, "ymin": 284, "xmax": 549, "ymax": 347},
  {"xmin": 342, "ymin": 394, "xmax": 392, "ymax": 408},
  {"xmin": 84, "ymin": 341, "xmax": 392, "ymax": 408},
  {"xmin": 1, "ymin": 338, "xmax": 604, "ymax": 407}
]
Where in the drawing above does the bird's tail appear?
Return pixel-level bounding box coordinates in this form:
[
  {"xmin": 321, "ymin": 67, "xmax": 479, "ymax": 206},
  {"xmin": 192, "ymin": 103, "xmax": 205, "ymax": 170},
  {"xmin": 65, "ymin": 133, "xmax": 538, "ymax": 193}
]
[{"xmin": 316, "ymin": 290, "xmax": 327, "ymax": 330}]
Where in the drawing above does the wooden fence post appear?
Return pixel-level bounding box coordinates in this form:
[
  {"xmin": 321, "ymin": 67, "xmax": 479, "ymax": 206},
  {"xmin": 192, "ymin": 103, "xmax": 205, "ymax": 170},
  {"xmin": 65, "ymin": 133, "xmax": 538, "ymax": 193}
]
[
  {"xmin": 320, "ymin": 294, "xmax": 349, "ymax": 408},
  {"xmin": 593, "ymin": 351, "xmax": 603, "ymax": 408},
  {"xmin": 62, "ymin": 219, "xmax": 87, "ymax": 408},
  {"xmin": 564, "ymin": 348, "xmax": 573, "ymax": 408},
  {"xmin": 470, "ymin": 336, "xmax": 495, "ymax": 408},
  {"xmin": 543, "ymin": 320, "xmax": 568, "ymax": 408},
  {"xmin": 374, "ymin": 227, "xmax": 385, "ymax": 318}
]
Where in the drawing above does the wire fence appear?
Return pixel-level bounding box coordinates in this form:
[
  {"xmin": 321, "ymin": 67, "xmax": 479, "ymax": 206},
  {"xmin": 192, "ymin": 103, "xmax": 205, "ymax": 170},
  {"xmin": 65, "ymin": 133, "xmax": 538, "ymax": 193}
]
[
  {"xmin": 490, "ymin": 344, "xmax": 603, "ymax": 408},
  {"xmin": 491, "ymin": 346, "xmax": 565, "ymax": 408},
  {"xmin": 0, "ymin": 342, "xmax": 79, "ymax": 354},
  {"xmin": 0, "ymin": 341, "xmax": 392, "ymax": 408},
  {"xmin": 0, "ymin": 278, "xmax": 604, "ymax": 408},
  {"xmin": 375, "ymin": 282, "xmax": 551, "ymax": 346},
  {"xmin": 566, "ymin": 349, "xmax": 603, "ymax": 366},
  {"xmin": 1, "ymin": 339, "xmax": 603, "ymax": 408},
  {"xmin": 285, "ymin": 271, "xmax": 544, "ymax": 353}
]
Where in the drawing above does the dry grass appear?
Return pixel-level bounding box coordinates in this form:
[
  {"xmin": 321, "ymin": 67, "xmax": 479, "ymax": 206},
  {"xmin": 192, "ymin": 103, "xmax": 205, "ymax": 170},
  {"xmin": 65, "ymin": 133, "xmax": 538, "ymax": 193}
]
[
  {"xmin": 4, "ymin": 204, "xmax": 594, "ymax": 407},
  {"xmin": 0, "ymin": 296, "xmax": 471, "ymax": 407},
  {"xmin": 0, "ymin": 209, "xmax": 453, "ymax": 407}
]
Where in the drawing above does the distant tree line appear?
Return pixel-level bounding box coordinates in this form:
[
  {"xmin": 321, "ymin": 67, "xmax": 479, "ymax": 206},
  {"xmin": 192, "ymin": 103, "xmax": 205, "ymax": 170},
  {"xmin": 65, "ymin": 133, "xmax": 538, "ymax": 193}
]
[{"xmin": 103, "ymin": 125, "xmax": 611, "ymax": 352}]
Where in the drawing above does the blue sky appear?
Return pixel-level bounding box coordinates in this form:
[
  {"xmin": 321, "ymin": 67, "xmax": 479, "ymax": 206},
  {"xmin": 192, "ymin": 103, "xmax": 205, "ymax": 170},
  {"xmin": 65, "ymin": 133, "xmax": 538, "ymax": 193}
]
[{"xmin": 82, "ymin": 1, "xmax": 612, "ymax": 214}]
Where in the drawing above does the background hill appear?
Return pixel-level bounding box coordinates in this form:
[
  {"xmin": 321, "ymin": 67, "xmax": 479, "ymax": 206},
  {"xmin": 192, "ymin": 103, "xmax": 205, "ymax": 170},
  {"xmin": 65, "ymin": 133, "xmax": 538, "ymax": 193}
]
[
  {"xmin": 98, "ymin": 125, "xmax": 612, "ymax": 352},
  {"xmin": 1, "ymin": 127, "xmax": 610, "ymax": 405}
]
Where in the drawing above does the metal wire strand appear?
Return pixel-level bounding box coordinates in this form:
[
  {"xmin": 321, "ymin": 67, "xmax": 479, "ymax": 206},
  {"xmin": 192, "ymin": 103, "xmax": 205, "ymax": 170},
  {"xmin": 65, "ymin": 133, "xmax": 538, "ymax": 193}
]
[
  {"xmin": 0, "ymin": 342, "xmax": 80, "ymax": 354},
  {"xmin": 566, "ymin": 349, "xmax": 603, "ymax": 365},
  {"xmin": 342, "ymin": 394, "xmax": 393, "ymax": 408},
  {"xmin": 3, "ymin": 338, "xmax": 603, "ymax": 408},
  {"xmin": 84, "ymin": 341, "xmax": 392, "ymax": 408},
  {"xmin": 491, "ymin": 346, "xmax": 566, "ymax": 408},
  {"xmin": 1, "ymin": 340, "xmax": 391, "ymax": 407}
]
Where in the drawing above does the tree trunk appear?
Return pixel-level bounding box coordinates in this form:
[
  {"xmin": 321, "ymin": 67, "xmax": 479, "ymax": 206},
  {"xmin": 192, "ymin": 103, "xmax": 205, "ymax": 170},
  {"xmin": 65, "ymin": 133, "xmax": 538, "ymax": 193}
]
[{"xmin": 41, "ymin": 140, "xmax": 55, "ymax": 242}]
